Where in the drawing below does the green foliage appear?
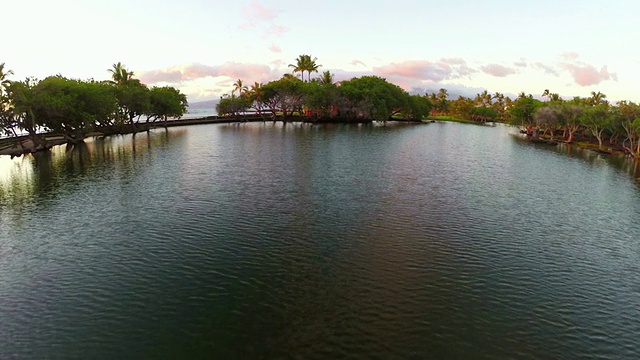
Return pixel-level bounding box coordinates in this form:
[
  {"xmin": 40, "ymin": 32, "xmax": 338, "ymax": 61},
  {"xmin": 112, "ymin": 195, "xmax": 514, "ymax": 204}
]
[
  {"xmin": 508, "ymin": 95, "xmax": 542, "ymax": 127},
  {"xmin": 31, "ymin": 76, "xmax": 117, "ymax": 141},
  {"xmin": 406, "ymin": 95, "xmax": 432, "ymax": 120},
  {"xmin": 469, "ymin": 106, "xmax": 497, "ymax": 122},
  {"xmin": 115, "ymin": 79, "xmax": 150, "ymax": 124},
  {"xmin": 338, "ymin": 76, "xmax": 409, "ymax": 121},
  {"xmin": 216, "ymin": 94, "xmax": 251, "ymax": 116},
  {"xmin": 304, "ymin": 81, "xmax": 339, "ymax": 118},
  {"xmin": 149, "ymin": 86, "xmax": 188, "ymax": 121},
  {"xmin": 580, "ymin": 104, "xmax": 612, "ymax": 148}
]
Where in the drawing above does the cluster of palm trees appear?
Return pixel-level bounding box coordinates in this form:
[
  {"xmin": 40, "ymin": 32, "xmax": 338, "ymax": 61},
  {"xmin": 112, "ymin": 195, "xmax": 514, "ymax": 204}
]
[{"xmin": 288, "ymin": 54, "xmax": 321, "ymax": 82}]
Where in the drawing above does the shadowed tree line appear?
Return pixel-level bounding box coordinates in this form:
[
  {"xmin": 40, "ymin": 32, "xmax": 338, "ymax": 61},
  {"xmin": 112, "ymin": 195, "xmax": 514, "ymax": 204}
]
[
  {"xmin": 427, "ymin": 88, "xmax": 640, "ymax": 157},
  {"xmin": 0, "ymin": 62, "xmax": 187, "ymax": 154}
]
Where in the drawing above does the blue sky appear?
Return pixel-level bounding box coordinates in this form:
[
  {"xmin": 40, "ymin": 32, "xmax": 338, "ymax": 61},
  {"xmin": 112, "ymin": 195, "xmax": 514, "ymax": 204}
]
[{"xmin": 4, "ymin": 0, "xmax": 639, "ymax": 102}]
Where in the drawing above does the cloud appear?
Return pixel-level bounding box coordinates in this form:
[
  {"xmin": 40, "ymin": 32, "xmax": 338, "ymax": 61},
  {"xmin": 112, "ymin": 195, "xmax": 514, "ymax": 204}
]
[
  {"xmin": 439, "ymin": 57, "xmax": 466, "ymax": 65},
  {"xmin": 138, "ymin": 62, "xmax": 277, "ymax": 84},
  {"xmin": 351, "ymin": 59, "xmax": 367, "ymax": 67},
  {"xmin": 514, "ymin": 58, "xmax": 527, "ymax": 67},
  {"xmin": 560, "ymin": 63, "xmax": 617, "ymax": 86},
  {"xmin": 239, "ymin": 2, "xmax": 288, "ymax": 39},
  {"xmin": 560, "ymin": 51, "xmax": 580, "ymax": 61},
  {"xmin": 480, "ymin": 64, "xmax": 516, "ymax": 77},
  {"xmin": 374, "ymin": 60, "xmax": 451, "ymax": 82},
  {"xmin": 533, "ymin": 62, "xmax": 559, "ymax": 76},
  {"xmin": 268, "ymin": 43, "xmax": 282, "ymax": 53},
  {"xmin": 240, "ymin": 3, "xmax": 277, "ymax": 27},
  {"xmin": 373, "ymin": 59, "xmax": 475, "ymax": 82}
]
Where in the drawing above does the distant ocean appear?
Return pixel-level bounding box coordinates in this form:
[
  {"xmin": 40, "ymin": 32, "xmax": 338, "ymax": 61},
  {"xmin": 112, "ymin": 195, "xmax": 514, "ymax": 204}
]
[{"xmin": 183, "ymin": 99, "xmax": 218, "ymax": 119}]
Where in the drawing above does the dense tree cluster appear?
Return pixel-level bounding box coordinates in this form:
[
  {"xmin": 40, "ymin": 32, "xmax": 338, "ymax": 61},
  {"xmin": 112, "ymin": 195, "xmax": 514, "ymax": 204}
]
[
  {"xmin": 0, "ymin": 62, "xmax": 187, "ymax": 149},
  {"xmin": 217, "ymin": 71, "xmax": 432, "ymax": 123}
]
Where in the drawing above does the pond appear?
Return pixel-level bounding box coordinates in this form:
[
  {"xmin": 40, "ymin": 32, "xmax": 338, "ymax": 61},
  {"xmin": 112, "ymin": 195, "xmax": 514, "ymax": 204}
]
[{"xmin": 1, "ymin": 122, "xmax": 639, "ymax": 358}]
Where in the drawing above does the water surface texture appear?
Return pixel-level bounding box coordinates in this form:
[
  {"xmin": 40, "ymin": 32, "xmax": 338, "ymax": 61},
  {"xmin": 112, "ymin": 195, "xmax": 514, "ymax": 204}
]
[{"xmin": 1, "ymin": 123, "xmax": 639, "ymax": 358}]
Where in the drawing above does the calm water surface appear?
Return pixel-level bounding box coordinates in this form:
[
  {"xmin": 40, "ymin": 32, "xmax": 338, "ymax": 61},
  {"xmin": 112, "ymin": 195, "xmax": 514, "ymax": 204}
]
[{"xmin": 1, "ymin": 122, "xmax": 639, "ymax": 358}]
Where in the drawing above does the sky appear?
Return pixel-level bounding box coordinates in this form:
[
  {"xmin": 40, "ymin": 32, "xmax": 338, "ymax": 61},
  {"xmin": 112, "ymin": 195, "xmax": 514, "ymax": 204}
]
[{"xmin": 4, "ymin": 0, "xmax": 640, "ymax": 103}]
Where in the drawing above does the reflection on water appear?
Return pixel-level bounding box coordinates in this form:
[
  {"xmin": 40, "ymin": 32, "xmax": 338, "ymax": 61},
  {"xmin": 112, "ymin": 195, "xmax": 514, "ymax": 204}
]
[
  {"xmin": 511, "ymin": 133, "xmax": 640, "ymax": 180},
  {"xmin": 0, "ymin": 129, "xmax": 186, "ymax": 205}
]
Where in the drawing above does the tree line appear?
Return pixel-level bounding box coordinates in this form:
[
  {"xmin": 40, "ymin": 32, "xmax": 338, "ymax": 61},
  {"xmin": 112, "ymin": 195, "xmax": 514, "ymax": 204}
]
[
  {"xmin": 430, "ymin": 88, "xmax": 640, "ymax": 156},
  {"xmin": 0, "ymin": 62, "xmax": 187, "ymax": 151}
]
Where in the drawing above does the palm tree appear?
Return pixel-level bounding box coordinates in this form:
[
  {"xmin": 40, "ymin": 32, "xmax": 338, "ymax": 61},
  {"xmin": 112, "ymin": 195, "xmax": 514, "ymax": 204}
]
[
  {"xmin": 289, "ymin": 54, "xmax": 321, "ymax": 82},
  {"xmin": 233, "ymin": 79, "xmax": 248, "ymax": 97},
  {"xmin": 542, "ymin": 89, "xmax": 551, "ymax": 102},
  {"xmin": 305, "ymin": 56, "xmax": 321, "ymax": 82},
  {"xmin": 108, "ymin": 62, "xmax": 134, "ymax": 85},
  {"xmin": 319, "ymin": 71, "xmax": 334, "ymax": 85},
  {"xmin": 289, "ymin": 56, "xmax": 305, "ymax": 81},
  {"xmin": 589, "ymin": 91, "xmax": 607, "ymax": 106},
  {"xmin": 0, "ymin": 63, "xmax": 14, "ymax": 87}
]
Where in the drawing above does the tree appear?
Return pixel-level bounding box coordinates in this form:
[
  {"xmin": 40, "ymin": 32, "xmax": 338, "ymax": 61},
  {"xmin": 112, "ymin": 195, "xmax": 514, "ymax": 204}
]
[
  {"xmin": 436, "ymin": 88, "xmax": 449, "ymax": 115},
  {"xmin": 616, "ymin": 101, "xmax": 640, "ymax": 156},
  {"xmin": 534, "ymin": 105, "xmax": 563, "ymax": 139},
  {"xmin": 470, "ymin": 106, "xmax": 498, "ymax": 123},
  {"xmin": 581, "ymin": 104, "xmax": 611, "ymax": 149},
  {"xmin": 216, "ymin": 93, "xmax": 251, "ymax": 118},
  {"xmin": 588, "ymin": 91, "xmax": 608, "ymax": 106},
  {"xmin": 559, "ymin": 104, "xmax": 583, "ymax": 143},
  {"xmin": 318, "ymin": 71, "xmax": 334, "ymax": 85},
  {"xmin": 508, "ymin": 94, "xmax": 542, "ymax": 136},
  {"xmin": 338, "ymin": 76, "xmax": 409, "ymax": 121},
  {"xmin": 114, "ymin": 79, "xmax": 150, "ymax": 127},
  {"xmin": 148, "ymin": 86, "xmax": 188, "ymax": 126},
  {"xmin": 4, "ymin": 78, "xmax": 44, "ymax": 147},
  {"xmin": 289, "ymin": 54, "xmax": 321, "ymax": 82},
  {"xmin": 0, "ymin": 63, "xmax": 20, "ymax": 141},
  {"xmin": 108, "ymin": 62, "xmax": 134, "ymax": 85},
  {"xmin": 233, "ymin": 79, "xmax": 248, "ymax": 97},
  {"xmin": 406, "ymin": 95, "xmax": 432, "ymax": 120},
  {"xmin": 32, "ymin": 76, "xmax": 117, "ymax": 143}
]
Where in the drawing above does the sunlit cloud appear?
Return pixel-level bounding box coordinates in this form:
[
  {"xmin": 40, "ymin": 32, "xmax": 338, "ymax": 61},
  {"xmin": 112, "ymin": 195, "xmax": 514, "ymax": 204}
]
[
  {"xmin": 560, "ymin": 63, "xmax": 617, "ymax": 86},
  {"xmin": 480, "ymin": 64, "xmax": 516, "ymax": 77},
  {"xmin": 373, "ymin": 59, "xmax": 474, "ymax": 82},
  {"xmin": 139, "ymin": 62, "xmax": 278, "ymax": 84}
]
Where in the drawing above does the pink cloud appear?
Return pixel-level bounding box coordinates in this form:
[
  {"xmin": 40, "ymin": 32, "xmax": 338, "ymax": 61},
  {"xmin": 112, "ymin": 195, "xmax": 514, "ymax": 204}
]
[
  {"xmin": 268, "ymin": 43, "xmax": 282, "ymax": 53},
  {"xmin": 373, "ymin": 59, "xmax": 478, "ymax": 82},
  {"xmin": 374, "ymin": 60, "xmax": 452, "ymax": 81},
  {"xmin": 239, "ymin": 2, "xmax": 288, "ymax": 38},
  {"xmin": 265, "ymin": 25, "xmax": 288, "ymax": 37},
  {"xmin": 242, "ymin": 3, "xmax": 277, "ymax": 24},
  {"xmin": 138, "ymin": 62, "xmax": 277, "ymax": 84},
  {"xmin": 480, "ymin": 64, "xmax": 516, "ymax": 77},
  {"xmin": 560, "ymin": 63, "xmax": 617, "ymax": 86}
]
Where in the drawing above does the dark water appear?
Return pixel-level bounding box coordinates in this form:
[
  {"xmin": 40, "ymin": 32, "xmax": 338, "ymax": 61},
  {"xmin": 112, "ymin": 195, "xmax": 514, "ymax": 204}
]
[{"xmin": 1, "ymin": 123, "xmax": 639, "ymax": 359}]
